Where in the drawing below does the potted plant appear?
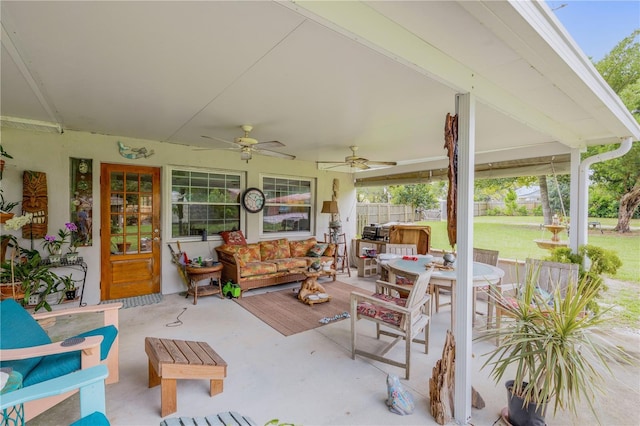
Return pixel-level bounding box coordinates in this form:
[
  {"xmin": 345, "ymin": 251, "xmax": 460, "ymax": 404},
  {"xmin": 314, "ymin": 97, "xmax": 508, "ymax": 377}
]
[
  {"xmin": 0, "ymin": 145, "xmax": 12, "ymax": 178},
  {"xmin": 476, "ymin": 268, "xmax": 630, "ymax": 426},
  {"xmin": 42, "ymin": 222, "xmax": 77, "ymax": 264},
  {"xmin": 58, "ymin": 274, "xmax": 77, "ymax": 300},
  {"xmin": 0, "ymin": 193, "xmax": 19, "ymax": 223},
  {"xmin": 0, "ymin": 250, "xmax": 58, "ymax": 311}
]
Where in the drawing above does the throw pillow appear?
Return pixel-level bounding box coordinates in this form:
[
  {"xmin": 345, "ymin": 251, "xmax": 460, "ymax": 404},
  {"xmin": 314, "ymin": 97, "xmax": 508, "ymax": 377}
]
[
  {"xmin": 323, "ymin": 243, "xmax": 337, "ymax": 257},
  {"xmin": 307, "ymin": 243, "xmax": 329, "ymax": 257},
  {"xmin": 220, "ymin": 230, "xmax": 247, "ymax": 245},
  {"xmin": 289, "ymin": 238, "xmax": 317, "ymax": 257}
]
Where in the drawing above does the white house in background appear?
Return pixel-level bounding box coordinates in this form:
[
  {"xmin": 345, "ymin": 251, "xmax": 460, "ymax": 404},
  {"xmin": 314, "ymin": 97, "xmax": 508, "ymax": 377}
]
[{"xmin": 516, "ymin": 186, "xmax": 541, "ymax": 202}]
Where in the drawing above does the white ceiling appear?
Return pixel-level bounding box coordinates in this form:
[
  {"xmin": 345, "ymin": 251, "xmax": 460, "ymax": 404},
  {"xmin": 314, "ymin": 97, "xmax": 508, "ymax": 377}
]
[{"xmin": 1, "ymin": 1, "xmax": 638, "ymax": 178}]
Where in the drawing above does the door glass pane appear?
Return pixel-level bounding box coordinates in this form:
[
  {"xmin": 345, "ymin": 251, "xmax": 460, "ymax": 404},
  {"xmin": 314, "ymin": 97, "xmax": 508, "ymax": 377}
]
[
  {"xmin": 126, "ymin": 215, "xmax": 138, "ymax": 233},
  {"xmin": 140, "ymin": 173, "xmax": 153, "ymax": 192},
  {"xmin": 111, "ymin": 172, "xmax": 124, "ymax": 191},
  {"xmin": 140, "ymin": 235, "xmax": 152, "ymax": 253},
  {"xmin": 126, "ymin": 173, "xmax": 139, "ymax": 191}
]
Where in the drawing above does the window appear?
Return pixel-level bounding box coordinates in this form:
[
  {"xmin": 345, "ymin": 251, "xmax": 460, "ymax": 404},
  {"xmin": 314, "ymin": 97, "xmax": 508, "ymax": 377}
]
[
  {"xmin": 170, "ymin": 168, "xmax": 242, "ymax": 239},
  {"xmin": 262, "ymin": 176, "xmax": 313, "ymax": 234}
]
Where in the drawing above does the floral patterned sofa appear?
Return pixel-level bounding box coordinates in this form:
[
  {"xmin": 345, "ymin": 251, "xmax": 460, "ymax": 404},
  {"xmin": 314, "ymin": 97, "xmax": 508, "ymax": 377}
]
[{"xmin": 214, "ymin": 235, "xmax": 336, "ymax": 296}]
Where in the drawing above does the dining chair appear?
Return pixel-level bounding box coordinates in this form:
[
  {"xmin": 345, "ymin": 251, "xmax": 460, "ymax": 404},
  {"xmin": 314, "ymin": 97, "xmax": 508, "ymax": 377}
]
[
  {"xmin": 492, "ymin": 258, "xmax": 579, "ymax": 333},
  {"xmin": 471, "ymin": 248, "xmax": 500, "ymax": 326},
  {"xmin": 433, "ymin": 249, "xmax": 500, "ymax": 320},
  {"xmin": 350, "ymin": 265, "xmax": 434, "ymax": 379},
  {"xmin": 377, "ymin": 244, "xmax": 418, "ymax": 282}
]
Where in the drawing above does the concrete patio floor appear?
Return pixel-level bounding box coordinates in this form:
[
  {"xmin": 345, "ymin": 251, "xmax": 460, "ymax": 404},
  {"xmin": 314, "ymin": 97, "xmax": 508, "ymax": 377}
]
[{"xmin": 29, "ymin": 270, "xmax": 640, "ymax": 425}]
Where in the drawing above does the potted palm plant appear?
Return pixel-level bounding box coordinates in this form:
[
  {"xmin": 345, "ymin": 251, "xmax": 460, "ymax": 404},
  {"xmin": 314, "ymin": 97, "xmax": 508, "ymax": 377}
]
[{"xmin": 476, "ymin": 267, "xmax": 631, "ymax": 426}]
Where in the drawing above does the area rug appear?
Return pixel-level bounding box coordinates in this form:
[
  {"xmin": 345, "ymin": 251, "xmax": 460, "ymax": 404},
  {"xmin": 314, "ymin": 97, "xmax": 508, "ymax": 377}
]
[
  {"xmin": 234, "ymin": 281, "xmax": 360, "ymax": 336},
  {"xmin": 101, "ymin": 293, "xmax": 163, "ymax": 309}
]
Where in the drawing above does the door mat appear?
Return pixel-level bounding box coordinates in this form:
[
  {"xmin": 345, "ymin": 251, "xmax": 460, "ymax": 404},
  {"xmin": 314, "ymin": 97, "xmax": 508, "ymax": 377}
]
[
  {"xmin": 101, "ymin": 293, "xmax": 163, "ymax": 309},
  {"xmin": 234, "ymin": 281, "xmax": 358, "ymax": 336}
]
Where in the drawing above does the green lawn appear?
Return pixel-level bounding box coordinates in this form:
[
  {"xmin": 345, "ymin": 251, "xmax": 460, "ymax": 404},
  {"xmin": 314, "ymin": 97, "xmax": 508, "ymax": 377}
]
[{"xmin": 420, "ymin": 216, "xmax": 640, "ymax": 283}]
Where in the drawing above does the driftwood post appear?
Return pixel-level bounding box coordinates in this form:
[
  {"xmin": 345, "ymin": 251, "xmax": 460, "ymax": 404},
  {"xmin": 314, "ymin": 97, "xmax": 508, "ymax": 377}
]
[
  {"xmin": 444, "ymin": 113, "xmax": 458, "ymax": 249},
  {"xmin": 429, "ymin": 330, "xmax": 485, "ymax": 425}
]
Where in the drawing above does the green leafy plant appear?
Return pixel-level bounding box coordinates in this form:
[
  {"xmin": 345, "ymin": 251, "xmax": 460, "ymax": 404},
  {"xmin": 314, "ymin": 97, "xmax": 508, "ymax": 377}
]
[
  {"xmin": 1, "ymin": 251, "xmax": 59, "ymax": 311},
  {"xmin": 477, "ymin": 269, "xmax": 632, "ymax": 423},
  {"xmin": 0, "ymin": 146, "xmax": 12, "ymax": 159}
]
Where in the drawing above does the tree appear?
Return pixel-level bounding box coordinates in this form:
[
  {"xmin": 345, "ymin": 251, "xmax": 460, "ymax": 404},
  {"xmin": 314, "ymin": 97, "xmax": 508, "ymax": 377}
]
[
  {"xmin": 592, "ymin": 30, "xmax": 640, "ymax": 232},
  {"xmin": 388, "ymin": 184, "xmax": 439, "ymax": 212}
]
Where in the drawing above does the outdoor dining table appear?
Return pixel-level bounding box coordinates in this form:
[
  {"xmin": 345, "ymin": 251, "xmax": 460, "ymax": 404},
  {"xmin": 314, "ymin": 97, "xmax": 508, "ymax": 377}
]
[{"xmin": 387, "ymin": 255, "xmax": 504, "ymax": 329}]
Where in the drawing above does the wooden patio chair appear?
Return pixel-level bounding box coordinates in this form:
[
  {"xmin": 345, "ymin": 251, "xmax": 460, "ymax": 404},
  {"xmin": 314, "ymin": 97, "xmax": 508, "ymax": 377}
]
[
  {"xmin": 492, "ymin": 258, "xmax": 579, "ymax": 337},
  {"xmin": 0, "ymin": 299, "xmax": 121, "ymax": 421},
  {"xmin": 350, "ymin": 265, "xmax": 434, "ymax": 379},
  {"xmin": 378, "ymin": 244, "xmax": 418, "ymax": 281},
  {"xmin": 471, "ymin": 248, "xmax": 500, "ymax": 326},
  {"xmin": 1, "ymin": 365, "xmax": 110, "ymax": 425}
]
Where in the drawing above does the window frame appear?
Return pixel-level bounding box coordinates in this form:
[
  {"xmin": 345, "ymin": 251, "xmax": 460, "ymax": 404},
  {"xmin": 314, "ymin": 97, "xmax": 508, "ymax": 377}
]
[
  {"xmin": 165, "ymin": 166, "xmax": 245, "ymax": 242},
  {"xmin": 260, "ymin": 174, "xmax": 315, "ymax": 239}
]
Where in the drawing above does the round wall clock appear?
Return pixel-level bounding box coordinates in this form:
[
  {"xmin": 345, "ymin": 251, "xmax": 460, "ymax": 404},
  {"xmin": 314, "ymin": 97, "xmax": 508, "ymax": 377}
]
[{"xmin": 242, "ymin": 187, "xmax": 265, "ymax": 213}]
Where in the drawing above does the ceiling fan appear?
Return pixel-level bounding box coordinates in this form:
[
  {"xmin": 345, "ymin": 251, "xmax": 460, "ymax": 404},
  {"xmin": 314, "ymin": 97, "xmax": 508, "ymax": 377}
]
[
  {"xmin": 316, "ymin": 145, "xmax": 397, "ymax": 170},
  {"xmin": 201, "ymin": 124, "xmax": 296, "ymax": 163}
]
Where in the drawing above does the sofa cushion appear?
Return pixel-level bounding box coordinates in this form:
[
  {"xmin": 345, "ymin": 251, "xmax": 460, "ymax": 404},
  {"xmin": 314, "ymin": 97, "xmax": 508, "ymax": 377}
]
[
  {"xmin": 271, "ymin": 258, "xmax": 308, "ymax": 271},
  {"xmin": 23, "ymin": 325, "xmax": 118, "ymax": 387},
  {"xmin": 260, "ymin": 239, "xmax": 290, "ymax": 261},
  {"xmin": 240, "ymin": 262, "xmax": 278, "ymax": 278},
  {"xmin": 220, "ymin": 230, "xmax": 247, "ymax": 245},
  {"xmin": 289, "ymin": 238, "xmax": 317, "ymax": 257},
  {"xmin": 356, "ymin": 293, "xmax": 408, "ymax": 327},
  {"xmin": 0, "ymin": 299, "xmax": 51, "ymax": 380},
  {"xmin": 307, "ymin": 243, "xmax": 329, "ymax": 257},
  {"xmin": 236, "ymin": 244, "xmax": 261, "ymax": 267}
]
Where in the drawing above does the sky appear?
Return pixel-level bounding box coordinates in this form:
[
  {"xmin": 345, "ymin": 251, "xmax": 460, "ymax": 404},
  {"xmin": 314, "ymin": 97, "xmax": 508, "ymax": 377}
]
[{"xmin": 547, "ymin": 0, "xmax": 640, "ymax": 62}]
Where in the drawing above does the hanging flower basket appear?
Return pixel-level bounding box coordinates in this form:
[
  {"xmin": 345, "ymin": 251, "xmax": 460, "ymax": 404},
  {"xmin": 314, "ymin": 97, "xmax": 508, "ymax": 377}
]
[
  {"xmin": 0, "ymin": 281, "xmax": 25, "ymax": 301},
  {"xmin": 0, "ymin": 212, "xmax": 15, "ymax": 224}
]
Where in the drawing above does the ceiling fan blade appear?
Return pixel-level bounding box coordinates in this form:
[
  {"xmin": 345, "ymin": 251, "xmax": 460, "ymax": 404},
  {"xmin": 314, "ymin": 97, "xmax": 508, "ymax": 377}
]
[
  {"xmin": 365, "ymin": 161, "xmax": 398, "ymax": 166},
  {"xmin": 201, "ymin": 134, "xmax": 237, "ymax": 145},
  {"xmin": 253, "ymin": 148, "xmax": 296, "ymax": 160},
  {"xmin": 254, "ymin": 140, "xmax": 285, "ymax": 149},
  {"xmin": 352, "ymin": 162, "xmax": 370, "ymax": 170}
]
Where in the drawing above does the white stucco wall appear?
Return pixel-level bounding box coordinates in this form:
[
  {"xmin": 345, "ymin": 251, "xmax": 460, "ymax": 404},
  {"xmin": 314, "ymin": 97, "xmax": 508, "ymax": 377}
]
[{"xmin": 0, "ymin": 127, "xmax": 355, "ymax": 304}]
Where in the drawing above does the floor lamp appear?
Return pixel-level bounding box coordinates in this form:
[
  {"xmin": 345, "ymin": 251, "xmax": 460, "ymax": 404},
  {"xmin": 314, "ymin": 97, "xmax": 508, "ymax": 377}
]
[{"xmin": 321, "ymin": 201, "xmax": 340, "ymax": 243}]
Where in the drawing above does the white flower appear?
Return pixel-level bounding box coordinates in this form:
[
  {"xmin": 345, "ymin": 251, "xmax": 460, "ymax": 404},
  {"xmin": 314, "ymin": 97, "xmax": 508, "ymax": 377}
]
[{"xmin": 4, "ymin": 213, "xmax": 33, "ymax": 230}]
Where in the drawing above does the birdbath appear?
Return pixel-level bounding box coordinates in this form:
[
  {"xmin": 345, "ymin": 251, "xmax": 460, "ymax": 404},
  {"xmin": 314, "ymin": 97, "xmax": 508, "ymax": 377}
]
[
  {"xmin": 544, "ymin": 224, "xmax": 566, "ymax": 242},
  {"xmin": 535, "ymin": 224, "xmax": 567, "ymax": 250}
]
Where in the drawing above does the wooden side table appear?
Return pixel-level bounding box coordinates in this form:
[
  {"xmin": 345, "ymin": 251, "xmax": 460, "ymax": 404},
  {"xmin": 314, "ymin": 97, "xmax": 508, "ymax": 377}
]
[{"xmin": 185, "ymin": 264, "xmax": 223, "ymax": 305}]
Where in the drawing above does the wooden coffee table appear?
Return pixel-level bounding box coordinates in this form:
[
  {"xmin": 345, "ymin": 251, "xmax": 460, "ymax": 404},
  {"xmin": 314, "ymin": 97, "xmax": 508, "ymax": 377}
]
[{"xmin": 145, "ymin": 337, "xmax": 227, "ymax": 417}]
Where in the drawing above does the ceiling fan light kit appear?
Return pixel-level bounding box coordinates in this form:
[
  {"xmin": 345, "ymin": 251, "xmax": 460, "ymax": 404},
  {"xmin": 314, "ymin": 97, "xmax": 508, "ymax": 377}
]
[{"xmin": 201, "ymin": 124, "xmax": 295, "ymax": 162}]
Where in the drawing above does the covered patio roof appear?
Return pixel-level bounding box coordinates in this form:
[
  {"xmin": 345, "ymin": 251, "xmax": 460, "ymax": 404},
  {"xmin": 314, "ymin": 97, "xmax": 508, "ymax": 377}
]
[{"xmin": 2, "ymin": 1, "xmax": 638, "ymax": 172}]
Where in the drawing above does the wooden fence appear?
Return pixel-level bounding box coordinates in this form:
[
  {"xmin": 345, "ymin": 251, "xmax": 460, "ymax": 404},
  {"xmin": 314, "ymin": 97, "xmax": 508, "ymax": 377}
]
[{"xmin": 356, "ymin": 201, "xmax": 542, "ymax": 236}]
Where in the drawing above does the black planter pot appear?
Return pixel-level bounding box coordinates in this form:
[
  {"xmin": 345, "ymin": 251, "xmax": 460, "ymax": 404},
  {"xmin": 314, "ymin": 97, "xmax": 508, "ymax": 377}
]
[
  {"xmin": 505, "ymin": 380, "xmax": 547, "ymax": 426},
  {"xmin": 65, "ymin": 289, "xmax": 77, "ymax": 300}
]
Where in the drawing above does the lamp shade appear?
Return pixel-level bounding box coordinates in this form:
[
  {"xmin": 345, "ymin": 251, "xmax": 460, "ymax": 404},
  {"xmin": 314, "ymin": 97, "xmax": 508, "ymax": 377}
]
[{"xmin": 321, "ymin": 200, "xmax": 339, "ymax": 214}]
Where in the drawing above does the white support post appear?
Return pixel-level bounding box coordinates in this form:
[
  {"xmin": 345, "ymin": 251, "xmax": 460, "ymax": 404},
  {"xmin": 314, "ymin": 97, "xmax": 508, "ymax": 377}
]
[
  {"xmin": 569, "ymin": 148, "xmax": 581, "ymax": 252},
  {"xmin": 454, "ymin": 92, "xmax": 475, "ymax": 425}
]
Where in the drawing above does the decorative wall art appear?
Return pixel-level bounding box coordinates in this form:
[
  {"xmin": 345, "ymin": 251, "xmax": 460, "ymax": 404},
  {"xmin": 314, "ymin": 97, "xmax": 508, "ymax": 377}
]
[
  {"xmin": 22, "ymin": 171, "xmax": 48, "ymax": 239},
  {"xmin": 117, "ymin": 141, "xmax": 154, "ymax": 159},
  {"xmin": 70, "ymin": 158, "xmax": 93, "ymax": 246}
]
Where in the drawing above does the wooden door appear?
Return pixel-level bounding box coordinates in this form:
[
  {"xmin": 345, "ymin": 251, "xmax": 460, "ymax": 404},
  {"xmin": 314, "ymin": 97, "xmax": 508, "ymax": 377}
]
[{"xmin": 100, "ymin": 163, "xmax": 161, "ymax": 300}]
